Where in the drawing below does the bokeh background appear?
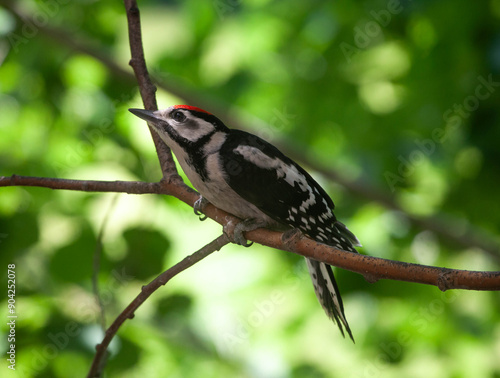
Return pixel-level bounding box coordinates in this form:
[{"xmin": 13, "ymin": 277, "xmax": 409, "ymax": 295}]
[{"xmin": 1, "ymin": 0, "xmax": 500, "ymax": 377}]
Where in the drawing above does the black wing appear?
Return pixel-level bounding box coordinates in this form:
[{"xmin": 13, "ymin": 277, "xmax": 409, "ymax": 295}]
[{"xmin": 220, "ymin": 130, "xmax": 337, "ymax": 234}]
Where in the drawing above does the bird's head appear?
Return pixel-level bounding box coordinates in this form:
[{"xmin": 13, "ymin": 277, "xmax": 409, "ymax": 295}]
[{"xmin": 129, "ymin": 105, "xmax": 229, "ymax": 146}]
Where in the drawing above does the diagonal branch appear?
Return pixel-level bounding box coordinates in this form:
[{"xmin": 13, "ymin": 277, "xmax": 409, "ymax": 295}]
[
  {"xmin": 87, "ymin": 234, "xmax": 230, "ymax": 378},
  {"xmin": 2, "ymin": 174, "xmax": 499, "ymax": 291},
  {"xmin": 92, "ymin": 194, "xmax": 120, "ymax": 332}
]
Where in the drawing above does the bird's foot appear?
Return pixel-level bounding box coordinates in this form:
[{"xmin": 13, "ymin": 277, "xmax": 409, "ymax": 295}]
[
  {"xmin": 224, "ymin": 218, "xmax": 267, "ymax": 247},
  {"xmin": 281, "ymin": 228, "xmax": 303, "ymax": 248},
  {"xmin": 193, "ymin": 196, "xmax": 209, "ymax": 221}
]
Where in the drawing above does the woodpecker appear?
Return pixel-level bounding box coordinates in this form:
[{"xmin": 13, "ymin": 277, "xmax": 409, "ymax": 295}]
[{"xmin": 129, "ymin": 105, "xmax": 360, "ymax": 341}]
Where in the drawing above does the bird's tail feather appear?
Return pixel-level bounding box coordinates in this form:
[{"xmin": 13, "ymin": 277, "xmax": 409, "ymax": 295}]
[{"xmin": 306, "ymin": 258, "xmax": 354, "ymax": 341}]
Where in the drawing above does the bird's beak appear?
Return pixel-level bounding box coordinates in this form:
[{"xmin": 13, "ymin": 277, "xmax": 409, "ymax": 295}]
[{"xmin": 128, "ymin": 108, "xmax": 162, "ymax": 124}]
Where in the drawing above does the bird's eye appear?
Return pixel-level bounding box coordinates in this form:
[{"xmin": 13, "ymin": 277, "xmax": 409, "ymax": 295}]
[{"xmin": 171, "ymin": 110, "xmax": 186, "ymax": 123}]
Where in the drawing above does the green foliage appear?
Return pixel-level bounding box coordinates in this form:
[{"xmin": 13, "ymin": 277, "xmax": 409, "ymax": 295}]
[
  {"xmin": 1, "ymin": 0, "xmax": 499, "ymax": 377},
  {"xmin": 121, "ymin": 228, "xmax": 170, "ymax": 279}
]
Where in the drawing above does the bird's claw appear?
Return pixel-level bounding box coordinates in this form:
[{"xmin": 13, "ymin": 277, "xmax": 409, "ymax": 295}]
[
  {"xmin": 224, "ymin": 218, "xmax": 267, "ymax": 247},
  {"xmin": 194, "ymin": 196, "xmax": 208, "ymax": 221},
  {"xmin": 234, "ymin": 224, "xmax": 254, "ymax": 247}
]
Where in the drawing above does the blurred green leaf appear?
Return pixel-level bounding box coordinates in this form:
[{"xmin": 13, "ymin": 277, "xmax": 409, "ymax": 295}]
[
  {"xmin": 49, "ymin": 224, "xmax": 97, "ymax": 283},
  {"xmin": 120, "ymin": 228, "xmax": 170, "ymax": 280}
]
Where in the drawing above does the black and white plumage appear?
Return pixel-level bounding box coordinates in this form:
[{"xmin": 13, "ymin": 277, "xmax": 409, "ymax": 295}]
[{"xmin": 129, "ymin": 105, "xmax": 361, "ymax": 341}]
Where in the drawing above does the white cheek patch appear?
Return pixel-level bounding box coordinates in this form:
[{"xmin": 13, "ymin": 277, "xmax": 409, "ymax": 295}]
[{"xmin": 174, "ymin": 118, "xmax": 215, "ymax": 142}]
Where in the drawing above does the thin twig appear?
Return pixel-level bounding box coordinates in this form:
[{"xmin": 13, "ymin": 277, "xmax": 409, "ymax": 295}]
[
  {"xmin": 92, "ymin": 194, "xmax": 120, "ymax": 331},
  {"xmin": 2, "ymin": 174, "xmax": 499, "ymax": 291},
  {"xmin": 0, "ymin": 175, "xmax": 164, "ymax": 194},
  {"xmin": 87, "ymin": 234, "xmax": 230, "ymax": 378}
]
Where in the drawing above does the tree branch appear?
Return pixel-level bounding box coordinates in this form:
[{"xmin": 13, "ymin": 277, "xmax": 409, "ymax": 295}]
[
  {"xmin": 124, "ymin": 0, "xmax": 178, "ymax": 180},
  {"xmin": 2, "ymin": 174, "xmax": 499, "ymax": 291},
  {"xmin": 0, "ymin": 174, "xmax": 163, "ymax": 194},
  {"xmin": 87, "ymin": 234, "xmax": 230, "ymax": 378}
]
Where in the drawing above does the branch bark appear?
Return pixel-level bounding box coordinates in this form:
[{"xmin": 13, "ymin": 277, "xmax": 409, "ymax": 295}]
[
  {"xmin": 87, "ymin": 234, "xmax": 230, "ymax": 378},
  {"xmin": 2, "ymin": 174, "xmax": 499, "ymax": 291}
]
